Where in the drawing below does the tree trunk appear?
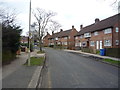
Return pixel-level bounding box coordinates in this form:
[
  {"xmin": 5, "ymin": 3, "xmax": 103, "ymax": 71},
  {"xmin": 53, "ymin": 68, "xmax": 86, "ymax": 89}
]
[{"xmin": 39, "ymin": 38, "xmax": 42, "ymax": 51}]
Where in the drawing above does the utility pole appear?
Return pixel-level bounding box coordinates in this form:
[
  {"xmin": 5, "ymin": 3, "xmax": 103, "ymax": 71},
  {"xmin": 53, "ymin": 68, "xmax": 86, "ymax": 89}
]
[{"xmin": 28, "ymin": 0, "xmax": 31, "ymax": 66}]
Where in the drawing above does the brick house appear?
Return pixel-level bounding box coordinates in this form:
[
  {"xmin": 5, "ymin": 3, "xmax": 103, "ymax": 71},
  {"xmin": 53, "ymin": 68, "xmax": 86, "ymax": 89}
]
[
  {"xmin": 20, "ymin": 36, "xmax": 28, "ymax": 44},
  {"xmin": 48, "ymin": 26, "xmax": 78, "ymax": 49},
  {"xmin": 75, "ymin": 14, "xmax": 120, "ymax": 54},
  {"xmin": 43, "ymin": 32, "xmax": 51, "ymax": 47}
]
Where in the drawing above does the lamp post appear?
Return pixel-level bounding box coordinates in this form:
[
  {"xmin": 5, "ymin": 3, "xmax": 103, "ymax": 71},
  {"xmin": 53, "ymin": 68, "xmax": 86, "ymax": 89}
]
[{"xmin": 28, "ymin": 0, "xmax": 31, "ymax": 66}]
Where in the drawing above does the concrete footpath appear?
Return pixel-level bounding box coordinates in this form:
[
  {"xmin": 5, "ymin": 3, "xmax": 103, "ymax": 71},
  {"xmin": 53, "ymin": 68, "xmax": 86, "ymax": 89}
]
[
  {"xmin": 2, "ymin": 50, "xmax": 45, "ymax": 88},
  {"xmin": 64, "ymin": 49, "xmax": 120, "ymax": 61}
]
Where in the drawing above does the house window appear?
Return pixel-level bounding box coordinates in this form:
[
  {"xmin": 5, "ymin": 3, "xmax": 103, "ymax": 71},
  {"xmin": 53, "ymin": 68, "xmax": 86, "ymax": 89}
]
[
  {"xmin": 84, "ymin": 33, "xmax": 91, "ymax": 38},
  {"xmin": 68, "ymin": 36, "xmax": 70, "ymax": 39},
  {"xmin": 75, "ymin": 37, "xmax": 78, "ymax": 39},
  {"xmin": 64, "ymin": 37, "xmax": 67, "ymax": 39},
  {"xmin": 90, "ymin": 41, "xmax": 95, "ymax": 46},
  {"xmin": 104, "ymin": 40, "xmax": 111, "ymax": 46},
  {"xmin": 104, "ymin": 28, "xmax": 112, "ymax": 34},
  {"xmin": 55, "ymin": 37, "xmax": 58, "ymax": 40},
  {"xmin": 94, "ymin": 31, "xmax": 98, "ymax": 36},
  {"xmin": 115, "ymin": 27, "xmax": 119, "ymax": 32},
  {"xmin": 80, "ymin": 35, "xmax": 83, "ymax": 38},
  {"xmin": 115, "ymin": 40, "xmax": 119, "ymax": 45},
  {"xmin": 58, "ymin": 42, "xmax": 61, "ymax": 45},
  {"xmin": 51, "ymin": 42, "xmax": 54, "ymax": 45},
  {"xmin": 75, "ymin": 43, "xmax": 80, "ymax": 46},
  {"xmin": 64, "ymin": 42, "xmax": 67, "ymax": 45}
]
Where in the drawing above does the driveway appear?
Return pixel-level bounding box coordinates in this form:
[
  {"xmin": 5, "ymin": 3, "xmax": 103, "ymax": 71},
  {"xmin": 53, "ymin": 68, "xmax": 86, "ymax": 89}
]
[{"xmin": 41, "ymin": 48, "xmax": 118, "ymax": 88}]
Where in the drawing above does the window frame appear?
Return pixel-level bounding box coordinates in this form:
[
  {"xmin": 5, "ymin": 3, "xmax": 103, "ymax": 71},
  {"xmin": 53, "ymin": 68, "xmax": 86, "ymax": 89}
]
[
  {"xmin": 104, "ymin": 28, "xmax": 112, "ymax": 34},
  {"xmin": 115, "ymin": 40, "xmax": 119, "ymax": 45},
  {"xmin": 90, "ymin": 41, "xmax": 95, "ymax": 46},
  {"xmin": 104, "ymin": 40, "xmax": 111, "ymax": 46},
  {"xmin": 115, "ymin": 27, "xmax": 119, "ymax": 32},
  {"xmin": 94, "ymin": 31, "xmax": 98, "ymax": 36}
]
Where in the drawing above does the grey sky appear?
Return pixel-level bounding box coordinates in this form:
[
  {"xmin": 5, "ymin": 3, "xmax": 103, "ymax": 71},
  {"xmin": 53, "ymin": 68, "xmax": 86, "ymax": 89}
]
[{"xmin": 1, "ymin": 0, "xmax": 119, "ymax": 35}]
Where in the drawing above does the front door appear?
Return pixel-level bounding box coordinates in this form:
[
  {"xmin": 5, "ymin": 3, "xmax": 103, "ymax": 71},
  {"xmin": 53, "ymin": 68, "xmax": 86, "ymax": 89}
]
[
  {"xmin": 100, "ymin": 40, "xmax": 102, "ymax": 49},
  {"xmin": 96, "ymin": 41, "xmax": 99, "ymax": 49}
]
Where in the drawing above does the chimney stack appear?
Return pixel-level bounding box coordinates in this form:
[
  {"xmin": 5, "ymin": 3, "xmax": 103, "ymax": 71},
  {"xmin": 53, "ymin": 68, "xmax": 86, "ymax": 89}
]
[
  {"xmin": 52, "ymin": 31, "xmax": 54, "ymax": 35},
  {"xmin": 72, "ymin": 25, "xmax": 74, "ymax": 29},
  {"xmin": 60, "ymin": 29, "xmax": 63, "ymax": 32},
  {"xmin": 95, "ymin": 18, "xmax": 100, "ymax": 23},
  {"xmin": 80, "ymin": 25, "xmax": 83, "ymax": 30}
]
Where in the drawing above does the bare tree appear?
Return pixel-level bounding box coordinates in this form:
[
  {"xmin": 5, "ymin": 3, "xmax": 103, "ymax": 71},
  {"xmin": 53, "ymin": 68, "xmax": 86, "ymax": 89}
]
[
  {"xmin": 49, "ymin": 20, "xmax": 62, "ymax": 33},
  {"xmin": 0, "ymin": 4, "xmax": 17, "ymax": 27},
  {"xmin": 33, "ymin": 8, "xmax": 56, "ymax": 51}
]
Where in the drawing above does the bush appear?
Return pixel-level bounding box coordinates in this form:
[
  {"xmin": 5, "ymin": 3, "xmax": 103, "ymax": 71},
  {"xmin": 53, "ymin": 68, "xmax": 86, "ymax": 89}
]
[
  {"xmin": 2, "ymin": 51, "xmax": 16, "ymax": 65},
  {"xmin": 81, "ymin": 47, "xmax": 96, "ymax": 54},
  {"xmin": 49, "ymin": 45, "xmax": 54, "ymax": 47}
]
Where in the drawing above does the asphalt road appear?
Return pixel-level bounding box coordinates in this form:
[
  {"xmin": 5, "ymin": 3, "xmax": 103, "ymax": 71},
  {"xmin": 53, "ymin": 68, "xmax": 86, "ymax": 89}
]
[{"xmin": 41, "ymin": 48, "xmax": 119, "ymax": 88}]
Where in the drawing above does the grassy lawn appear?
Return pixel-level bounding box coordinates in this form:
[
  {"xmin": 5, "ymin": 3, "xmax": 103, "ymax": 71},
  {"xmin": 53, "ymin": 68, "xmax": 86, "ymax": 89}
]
[
  {"xmin": 37, "ymin": 50, "xmax": 45, "ymax": 54},
  {"xmin": 103, "ymin": 58, "xmax": 120, "ymax": 65},
  {"xmin": 25, "ymin": 57, "xmax": 44, "ymax": 66}
]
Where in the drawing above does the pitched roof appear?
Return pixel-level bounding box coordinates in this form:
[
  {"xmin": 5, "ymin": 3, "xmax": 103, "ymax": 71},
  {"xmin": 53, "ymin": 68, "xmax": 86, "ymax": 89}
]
[
  {"xmin": 76, "ymin": 13, "xmax": 120, "ymax": 36},
  {"xmin": 49, "ymin": 29, "xmax": 72, "ymax": 39},
  {"xmin": 49, "ymin": 32, "xmax": 61, "ymax": 39},
  {"xmin": 43, "ymin": 32, "xmax": 51, "ymax": 39},
  {"xmin": 58, "ymin": 29, "xmax": 71, "ymax": 37}
]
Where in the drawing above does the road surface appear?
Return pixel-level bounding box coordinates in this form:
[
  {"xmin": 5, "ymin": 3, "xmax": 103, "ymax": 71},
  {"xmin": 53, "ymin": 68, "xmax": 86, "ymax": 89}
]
[{"xmin": 41, "ymin": 48, "xmax": 118, "ymax": 88}]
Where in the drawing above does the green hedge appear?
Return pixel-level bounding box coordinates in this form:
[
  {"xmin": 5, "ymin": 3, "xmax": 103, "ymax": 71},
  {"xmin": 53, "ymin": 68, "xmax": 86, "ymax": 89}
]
[
  {"xmin": 2, "ymin": 50, "xmax": 16, "ymax": 65},
  {"xmin": 81, "ymin": 47, "xmax": 95, "ymax": 54},
  {"xmin": 105, "ymin": 48, "xmax": 120, "ymax": 58}
]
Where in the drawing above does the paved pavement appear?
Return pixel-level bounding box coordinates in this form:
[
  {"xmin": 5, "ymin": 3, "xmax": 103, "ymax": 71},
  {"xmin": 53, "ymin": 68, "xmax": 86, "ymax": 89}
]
[
  {"xmin": 64, "ymin": 49, "xmax": 120, "ymax": 61},
  {"xmin": 41, "ymin": 48, "xmax": 118, "ymax": 88},
  {"xmin": 2, "ymin": 50, "xmax": 43, "ymax": 88}
]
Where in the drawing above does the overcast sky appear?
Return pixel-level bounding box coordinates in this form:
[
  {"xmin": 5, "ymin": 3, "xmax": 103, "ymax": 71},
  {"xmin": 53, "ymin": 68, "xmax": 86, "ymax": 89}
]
[{"xmin": 1, "ymin": 0, "xmax": 120, "ymax": 35}]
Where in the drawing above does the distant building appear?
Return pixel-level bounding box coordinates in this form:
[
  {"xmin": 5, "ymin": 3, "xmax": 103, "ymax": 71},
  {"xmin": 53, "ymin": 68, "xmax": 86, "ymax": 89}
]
[
  {"xmin": 43, "ymin": 32, "xmax": 51, "ymax": 47},
  {"xmin": 48, "ymin": 25, "xmax": 78, "ymax": 49},
  {"xmin": 20, "ymin": 36, "xmax": 28, "ymax": 44}
]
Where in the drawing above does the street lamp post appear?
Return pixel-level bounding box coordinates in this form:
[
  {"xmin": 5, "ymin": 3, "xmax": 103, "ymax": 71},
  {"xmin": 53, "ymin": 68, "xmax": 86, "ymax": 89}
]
[{"xmin": 28, "ymin": 0, "xmax": 31, "ymax": 66}]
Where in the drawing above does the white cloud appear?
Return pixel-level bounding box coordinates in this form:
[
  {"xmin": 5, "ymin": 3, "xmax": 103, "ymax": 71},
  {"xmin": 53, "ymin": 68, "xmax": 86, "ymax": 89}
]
[{"xmin": 2, "ymin": 0, "xmax": 118, "ymax": 35}]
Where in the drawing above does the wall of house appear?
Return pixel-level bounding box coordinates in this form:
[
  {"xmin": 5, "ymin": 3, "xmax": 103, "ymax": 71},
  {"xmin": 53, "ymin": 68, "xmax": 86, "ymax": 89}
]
[
  {"xmin": 68, "ymin": 29, "xmax": 78, "ymax": 49},
  {"xmin": 90, "ymin": 29, "xmax": 113, "ymax": 50},
  {"xmin": 112, "ymin": 23, "xmax": 120, "ymax": 48},
  {"xmin": 43, "ymin": 35, "xmax": 51, "ymax": 46}
]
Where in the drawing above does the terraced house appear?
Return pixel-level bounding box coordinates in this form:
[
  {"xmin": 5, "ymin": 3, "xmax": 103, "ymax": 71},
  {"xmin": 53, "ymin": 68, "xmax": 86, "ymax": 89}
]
[
  {"xmin": 43, "ymin": 32, "xmax": 51, "ymax": 47},
  {"xmin": 48, "ymin": 26, "xmax": 78, "ymax": 49},
  {"xmin": 75, "ymin": 14, "xmax": 120, "ymax": 57}
]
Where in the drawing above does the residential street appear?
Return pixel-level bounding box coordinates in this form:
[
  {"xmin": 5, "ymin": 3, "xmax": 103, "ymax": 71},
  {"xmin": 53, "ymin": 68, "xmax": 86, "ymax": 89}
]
[{"xmin": 41, "ymin": 48, "xmax": 118, "ymax": 88}]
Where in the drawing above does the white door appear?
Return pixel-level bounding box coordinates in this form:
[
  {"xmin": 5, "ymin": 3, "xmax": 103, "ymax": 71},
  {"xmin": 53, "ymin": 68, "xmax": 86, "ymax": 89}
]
[
  {"xmin": 80, "ymin": 42, "xmax": 81, "ymax": 47},
  {"xmin": 100, "ymin": 40, "xmax": 102, "ymax": 49},
  {"xmin": 96, "ymin": 41, "xmax": 99, "ymax": 49}
]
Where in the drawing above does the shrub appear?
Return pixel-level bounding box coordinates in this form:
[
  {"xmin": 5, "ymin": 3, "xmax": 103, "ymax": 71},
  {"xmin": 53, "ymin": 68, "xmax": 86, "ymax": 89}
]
[{"xmin": 2, "ymin": 51, "xmax": 16, "ymax": 65}]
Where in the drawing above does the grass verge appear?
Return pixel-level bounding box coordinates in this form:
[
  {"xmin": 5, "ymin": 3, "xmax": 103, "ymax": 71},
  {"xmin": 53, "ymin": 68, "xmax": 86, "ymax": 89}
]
[
  {"xmin": 37, "ymin": 50, "xmax": 45, "ymax": 54},
  {"xmin": 103, "ymin": 58, "xmax": 120, "ymax": 66},
  {"xmin": 24, "ymin": 57, "xmax": 44, "ymax": 66}
]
